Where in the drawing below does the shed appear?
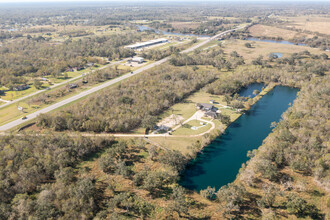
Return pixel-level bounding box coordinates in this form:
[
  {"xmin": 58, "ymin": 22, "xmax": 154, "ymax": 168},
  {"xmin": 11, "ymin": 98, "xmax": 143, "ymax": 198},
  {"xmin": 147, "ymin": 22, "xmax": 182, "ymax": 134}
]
[{"xmin": 131, "ymin": 57, "xmax": 145, "ymax": 64}]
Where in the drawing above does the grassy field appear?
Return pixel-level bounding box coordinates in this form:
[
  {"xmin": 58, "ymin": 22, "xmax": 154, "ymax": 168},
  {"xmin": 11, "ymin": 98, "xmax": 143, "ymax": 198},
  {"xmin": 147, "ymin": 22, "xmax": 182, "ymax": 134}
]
[
  {"xmin": 280, "ymin": 15, "xmax": 330, "ymax": 35},
  {"xmin": 1, "ymin": 86, "xmax": 40, "ymax": 101},
  {"xmin": 0, "ymin": 67, "xmax": 93, "ymax": 101},
  {"xmin": 222, "ymin": 39, "xmax": 330, "ymax": 62},
  {"xmin": 148, "ymin": 136, "xmax": 200, "ymax": 154},
  {"xmin": 248, "ymin": 24, "xmax": 314, "ymax": 40},
  {"xmin": 169, "ymin": 21, "xmax": 201, "ymax": 29},
  {"xmin": 172, "ymin": 120, "xmax": 212, "ymax": 136}
]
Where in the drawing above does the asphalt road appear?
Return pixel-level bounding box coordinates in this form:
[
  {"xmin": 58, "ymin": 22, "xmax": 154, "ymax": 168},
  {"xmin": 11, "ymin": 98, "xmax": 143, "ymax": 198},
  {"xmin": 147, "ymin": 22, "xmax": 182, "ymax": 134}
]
[
  {"xmin": 0, "ymin": 26, "xmax": 244, "ymax": 132},
  {"xmin": 0, "ymin": 59, "xmax": 127, "ymax": 110}
]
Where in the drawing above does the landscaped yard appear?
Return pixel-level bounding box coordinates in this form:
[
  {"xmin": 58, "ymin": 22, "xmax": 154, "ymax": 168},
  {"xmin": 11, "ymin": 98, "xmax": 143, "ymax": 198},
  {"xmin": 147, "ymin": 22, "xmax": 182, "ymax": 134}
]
[{"xmin": 172, "ymin": 119, "xmax": 212, "ymax": 136}]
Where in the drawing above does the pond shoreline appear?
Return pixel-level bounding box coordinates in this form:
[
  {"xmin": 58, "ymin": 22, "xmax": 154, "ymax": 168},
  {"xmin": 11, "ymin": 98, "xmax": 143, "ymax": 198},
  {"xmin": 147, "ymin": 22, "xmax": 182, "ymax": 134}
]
[{"xmin": 180, "ymin": 82, "xmax": 299, "ymax": 191}]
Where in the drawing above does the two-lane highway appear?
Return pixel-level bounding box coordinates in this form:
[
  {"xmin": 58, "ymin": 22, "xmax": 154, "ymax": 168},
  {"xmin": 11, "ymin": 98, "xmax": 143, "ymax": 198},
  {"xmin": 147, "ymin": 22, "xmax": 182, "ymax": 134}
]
[
  {"xmin": 0, "ymin": 58, "xmax": 128, "ymax": 110},
  {"xmin": 0, "ymin": 26, "xmax": 246, "ymax": 132}
]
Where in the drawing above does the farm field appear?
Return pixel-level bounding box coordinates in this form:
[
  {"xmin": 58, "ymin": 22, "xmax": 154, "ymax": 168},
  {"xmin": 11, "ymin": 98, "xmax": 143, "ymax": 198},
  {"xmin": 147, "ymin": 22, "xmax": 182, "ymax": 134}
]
[
  {"xmin": 222, "ymin": 39, "xmax": 330, "ymax": 62},
  {"xmin": 280, "ymin": 15, "xmax": 330, "ymax": 35},
  {"xmin": 248, "ymin": 24, "xmax": 314, "ymax": 39}
]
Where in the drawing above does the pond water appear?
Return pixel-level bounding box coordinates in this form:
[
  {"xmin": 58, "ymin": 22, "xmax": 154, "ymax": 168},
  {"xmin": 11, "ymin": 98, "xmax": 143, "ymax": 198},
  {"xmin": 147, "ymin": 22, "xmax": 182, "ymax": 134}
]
[
  {"xmin": 246, "ymin": 37, "xmax": 306, "ymax": 46},
  {"xmin": 180, "ymin": 86, "xmax": 298, "ymax": 191},
  {"xmin": 137, "ymin": 25, "xmax": 210, "ymax": 38},
  {"xmin": 239, "ymin": 83, "xmax": 264, "ymax": 98}
]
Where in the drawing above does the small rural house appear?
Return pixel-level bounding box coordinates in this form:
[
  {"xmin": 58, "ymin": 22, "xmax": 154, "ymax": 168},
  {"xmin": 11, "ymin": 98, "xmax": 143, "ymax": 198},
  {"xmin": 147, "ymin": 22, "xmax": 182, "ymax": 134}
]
[
  {"xmin": 13, "ymin": 85, "xmax": 30, "ymax": 91},
  {"xmin": 196, "ymin": 103, "xmax": 219, "ymax": 119},
  {"xmin": 68, "ymin": 83, "xmax": 78, "ymax": 89}
]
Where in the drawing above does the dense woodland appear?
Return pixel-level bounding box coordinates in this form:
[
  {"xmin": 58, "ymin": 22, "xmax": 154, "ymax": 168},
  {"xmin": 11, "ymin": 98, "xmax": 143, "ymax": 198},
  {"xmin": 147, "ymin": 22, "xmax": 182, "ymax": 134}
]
[
  {"xmin": 37, "ymin": 65, "xmax": 217, "ymax": 132},
  {"xmin": 0, "ymin": 134, "xmax": 114, "ymax": 218}
]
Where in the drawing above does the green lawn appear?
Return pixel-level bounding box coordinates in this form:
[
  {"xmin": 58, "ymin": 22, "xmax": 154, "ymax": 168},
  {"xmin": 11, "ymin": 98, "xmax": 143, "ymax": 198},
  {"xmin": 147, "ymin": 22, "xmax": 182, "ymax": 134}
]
[
  {"xmin": 1, "ymin": 86, "xmax": 39, "ymax": 101},
  {"xmin": 172, "ymin": 120, "xmax": 212, "ymax": 135}
]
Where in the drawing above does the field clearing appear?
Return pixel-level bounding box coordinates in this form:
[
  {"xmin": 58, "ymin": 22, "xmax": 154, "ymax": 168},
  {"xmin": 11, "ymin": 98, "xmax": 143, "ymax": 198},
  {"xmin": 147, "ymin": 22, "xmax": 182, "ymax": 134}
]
[
  {"xmin": 169, "ymin": 21, "xmax": 201, "ymax": 29},
  {"xmin": 148, "ymin": 136, "xmax": 200, "ymax": 154},
  {"xmin": 280, "ymin": 15, "xmax": 330, "ymax": 35},
  {"xmin": 248, "ymin": 24, "xmax": 313, "ymax": 40},
  {"xmin": 222, "ymin": 39, "xmax": 330, "ymax": 62},
  {"xmin": 172, "ymin": 119, "xmax": 212, "ymax": 136}
]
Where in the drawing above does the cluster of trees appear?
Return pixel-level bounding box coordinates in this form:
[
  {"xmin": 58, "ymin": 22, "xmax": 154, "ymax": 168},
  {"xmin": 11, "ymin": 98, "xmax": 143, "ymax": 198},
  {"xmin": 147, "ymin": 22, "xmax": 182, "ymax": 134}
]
[
  {"xmin": 148, "ymin": 18, "xmax": 246, "ymax": 36},
  {"xmin": 0, "ymin": 136, "xmax": 168, "ymax": 219},
  {"xmin": 0, "ymin": 32, "xmax": 141, "ymax": 87},
  {"xmin": 36, "ymin": 65, "xmax": 217, "ymax": 132},
  {"xmin": 170, "ymin": 47, "xmax": 245, "ymax": 70},
  {"xmin": 0, "ymin": 31, "xmax": 23, "ymax": 40},
  {"xmin": 141, "ymin": 46, "xmax": 180, "ymax": 61},
  {"xmin": 0, "ymin": 133, "xmax": 117, "ymax": 218},
  {"xmin": 1, "ymin": 137, "xmax": 191, "ymax": 219},
  {"xmin": 206, "ymin": 51, "xmax": 329, "ymax": 96}
]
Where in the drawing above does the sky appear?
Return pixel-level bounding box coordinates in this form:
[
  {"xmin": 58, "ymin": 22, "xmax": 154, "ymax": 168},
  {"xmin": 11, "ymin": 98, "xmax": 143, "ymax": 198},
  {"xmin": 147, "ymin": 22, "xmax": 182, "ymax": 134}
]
[{"xmin": 0, "ymin": 0, "xmax": 328, "ymax": 2}]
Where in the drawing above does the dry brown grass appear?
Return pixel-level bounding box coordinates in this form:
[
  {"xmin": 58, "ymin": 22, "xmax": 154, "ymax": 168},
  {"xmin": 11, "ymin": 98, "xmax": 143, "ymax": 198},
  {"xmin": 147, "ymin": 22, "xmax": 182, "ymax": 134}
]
[
  {"xmin": 222, "ymin": 39, "xmax": 330, "ymax": 62},
  {"xmin": 169, "ymin": 21, "xmax": 200, "ymax": 29},
  {"xmin": 281, "ymin": 15, "xmax": 330, "ymax": 35},
  {"xmin": 248, "ymin": 24, "xmax": 313, "ymax": 40}
]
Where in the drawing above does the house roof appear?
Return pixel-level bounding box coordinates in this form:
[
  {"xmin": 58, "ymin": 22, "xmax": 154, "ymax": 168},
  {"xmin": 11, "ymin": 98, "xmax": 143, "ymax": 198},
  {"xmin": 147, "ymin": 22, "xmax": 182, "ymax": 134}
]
[
  {"xmin": 200, "ymin": 103, "xmax": 214, "ymax": 109},
  {"xmin": 205, "ymin": 110, "xmax": 218, "ymax": 118}
]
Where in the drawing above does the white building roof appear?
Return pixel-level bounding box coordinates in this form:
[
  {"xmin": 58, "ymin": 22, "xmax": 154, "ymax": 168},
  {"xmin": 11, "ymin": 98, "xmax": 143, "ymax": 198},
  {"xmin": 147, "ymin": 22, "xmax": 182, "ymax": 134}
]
[
  {"xmin": 132, "ymin": 57, "xmax": 144, "ymax": 62},
  {"xmin": 125, "ymin": 38, "xmax": 168, "ymax": 49}
]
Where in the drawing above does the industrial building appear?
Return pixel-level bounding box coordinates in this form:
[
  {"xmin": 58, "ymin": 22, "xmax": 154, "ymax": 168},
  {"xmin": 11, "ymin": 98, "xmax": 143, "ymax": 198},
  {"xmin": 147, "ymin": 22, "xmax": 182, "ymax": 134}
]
[
  {"xmin": 124, "ymin": 38, "xmax": 168, "ymax": 50},
  {"xmin": 130, "ymin": 57, "xmax": 145, "ymax": 64}
]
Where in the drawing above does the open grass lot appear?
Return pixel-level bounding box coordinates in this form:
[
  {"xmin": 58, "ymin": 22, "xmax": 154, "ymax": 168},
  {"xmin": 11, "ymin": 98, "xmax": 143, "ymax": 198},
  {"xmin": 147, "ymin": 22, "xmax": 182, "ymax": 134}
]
[
  {"xmin": 0, "ymin": 86, "xmax": 90, "ymax": 126},
  {"xmin": 222, "ymin": 39, "xmax": 330, "ymax": 62},
  {"xmin": 0, "ymin": 67, "xmax": 94, "ymax": 101},
  {"xmin": 172, "ymin": 119, "xmax": 212, "ymax": 136},
  {"xmin": 148, "ymin": 136, "xmax": 200, "ymax": 154},
  {"xmin": 248, "ymin": 24, "xmax": 314, "ymax": 40},
  {"xmin": 169, "ymin": 21, "xmax": 201, "ymax": 29},
  {"xmin": 0, "ymin": 86, "xmax": 40, "ymax": 101},
  {"xmin": 280, "ymin": 15, "xmax": 330, "ymax": 35}
]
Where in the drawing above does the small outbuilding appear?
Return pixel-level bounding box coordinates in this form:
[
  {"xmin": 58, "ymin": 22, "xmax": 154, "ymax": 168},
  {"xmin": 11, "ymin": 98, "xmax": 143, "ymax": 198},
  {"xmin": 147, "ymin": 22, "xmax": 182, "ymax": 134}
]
[
  {"xmin": 13, "ymin": 85, "xmax": 30, "ymax": 91},
  {"xmin": 68, "ymin": 83, "xmax": 78, "ymax": 89},
  {"xmin": 131, "ymin": 57, "xmax": 145, "ymax": 64}
]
